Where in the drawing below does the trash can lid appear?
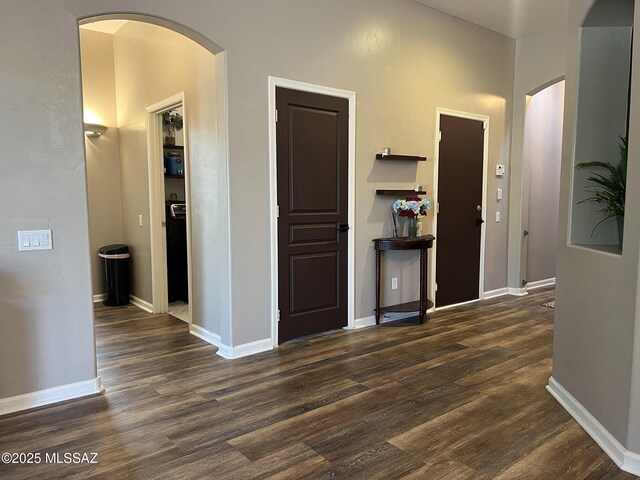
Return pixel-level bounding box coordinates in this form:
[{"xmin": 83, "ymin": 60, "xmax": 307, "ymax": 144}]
[{"xmin": 99, "ymin": 244, "xmax": 129, "ymax": 255}]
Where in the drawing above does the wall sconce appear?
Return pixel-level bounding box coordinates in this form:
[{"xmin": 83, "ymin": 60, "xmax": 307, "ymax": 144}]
[{"xmin": 84, "ymin": 123, "xmax": 107, "ymax": 138}]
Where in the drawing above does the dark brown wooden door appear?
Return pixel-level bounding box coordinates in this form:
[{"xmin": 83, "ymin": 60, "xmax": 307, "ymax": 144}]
[
  {"xmin": 436, "ymin": 114, "xmax": 485, "ymax": 307},
  {"xmin": 276, "ymin": 87, "xmax": 349, "ymax": 343}
]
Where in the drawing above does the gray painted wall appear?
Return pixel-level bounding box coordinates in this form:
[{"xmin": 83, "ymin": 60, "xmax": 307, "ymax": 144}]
[
  {"xmin": 1, "ymin": 0, "xmax": 515, "ymax": 400},
  {"xmin": 554, "ymin": 0, "xmax": 639, "ymax": 449},
  {"xmin": 523, "ymin": 81, "xmax": 564, "ymax": 283},
  {"xmin": 507, "ymin": 29, "xmax": 568, "ymax": 290},
  {"xmin": 80, "ymin": 29, "xmax": 124, "ymax": 296}
]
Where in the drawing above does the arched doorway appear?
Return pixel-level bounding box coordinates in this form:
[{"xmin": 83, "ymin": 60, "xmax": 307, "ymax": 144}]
[
  {"xmin": 521, "ymin": 79, "xmax": 565, "ymax": 290},
  {"xmin": 78, "ymin": 14, "xmax": 232, "ymax": 386}
]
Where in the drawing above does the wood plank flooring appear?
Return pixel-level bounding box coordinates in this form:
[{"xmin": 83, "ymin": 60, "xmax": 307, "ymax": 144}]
[{"xmin": 1, "ymin": 288, "xmax": 636, "ymax": 479}]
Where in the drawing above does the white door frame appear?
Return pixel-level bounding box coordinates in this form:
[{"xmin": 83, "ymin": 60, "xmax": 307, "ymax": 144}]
[
  {"xmin": 432, "ymin": 108, "xmax": 489, "ymax": 308},
  {"xmin": 268, "ymin": 76, "xmax": 356, "ymax": 347},
  {"xmin": 146, "ymin": 92, "xmax": 193, "ymax": 324}
]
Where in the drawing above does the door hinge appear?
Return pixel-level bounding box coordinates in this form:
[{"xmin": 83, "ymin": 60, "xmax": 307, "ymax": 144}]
[
  {"xmin": 523, "ymin": 229, "xmax": 529, "ymax": 237},
  {"xmin": 483, "ymin": 121, "xmax": 488, "ymax": 130},
  {"xmin": 161, "ymin": 221, "xmax": 166, "ymax": 227},
  {"xmin": 436, "ymin": 203, "xmax": 440, "ymax": 214},
  {"xmin": 275, "ymin": 109, "xmax": 278, "ymax": 123},
  {"xmin": 276, "ymin": 205, "xmax": 280, "ymax": 218},
  {"xmin": 435, "ymin": 282, "xmax": 438, "ymax": 292},
  {"xmin": 277, "ymin": 309, "xmax": 281, "ymax": 322},
  {"xmin": 438, "ymin": 131, "xmax": 442, "ymax": 142}
]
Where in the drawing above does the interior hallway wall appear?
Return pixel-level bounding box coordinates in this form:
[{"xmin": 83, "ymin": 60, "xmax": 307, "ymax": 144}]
[
  {"xmin": 523, "ymin": 81, "xmax": 565, "ymax": 283},
  {"xmin": 111, "ymin": 21, "xmax": 220, "ymax": 337},
  {"xmin": 507, "ymin": 28, "xmax": 567, "ymax": 289},
  {"xmin": 79, "ymin": 29, "xmax": 124, "ymax": 296}
]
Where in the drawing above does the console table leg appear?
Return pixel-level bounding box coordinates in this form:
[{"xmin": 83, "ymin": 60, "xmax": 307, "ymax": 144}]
[
  {"xmin": 375, "ymin": 250, "xmax": 381, "ymax": 325},
  {"xmin": 419, "ymin": 248, "xmax": 425, "ymax": 324}
]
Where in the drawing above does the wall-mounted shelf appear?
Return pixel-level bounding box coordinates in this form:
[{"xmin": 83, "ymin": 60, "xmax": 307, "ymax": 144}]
[
  {"xmin": 165, "ymin": 174, "xmax": 185, "ymax": 179},
  {"xmin": 164, "ymin": 144, "xmax": 184, "ymax": 150},
  {"xmin": 376, "ymin": 189, "xmax": 426, "ymax": 196},
  {"xmin": 376, "ymin": 154, "xmax": 427, "ymax": 161}
]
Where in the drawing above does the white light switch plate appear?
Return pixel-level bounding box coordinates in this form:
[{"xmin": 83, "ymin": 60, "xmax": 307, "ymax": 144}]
[{"xmin": 18, "ymin": 230, "xmax": 53, "ymax": 251}]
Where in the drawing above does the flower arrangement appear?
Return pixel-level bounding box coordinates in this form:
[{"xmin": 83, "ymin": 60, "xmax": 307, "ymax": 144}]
[
  {"xmin": 392, "ymin": 196, "xmax": 432, "ymax": 218},
  {"xmin": 392, "ymin": 196, "xmax": 432, "ymax": 238}
]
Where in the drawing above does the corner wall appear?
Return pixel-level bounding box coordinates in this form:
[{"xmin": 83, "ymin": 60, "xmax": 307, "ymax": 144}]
[{"xmin": 552, "ymin": 0, "xmax": 639, "ymax": 454}]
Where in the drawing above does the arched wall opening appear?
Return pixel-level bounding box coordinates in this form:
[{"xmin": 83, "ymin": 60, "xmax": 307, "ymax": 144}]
[
  {"xmin": 521, "ymin": 79, "xmax": 565, "ymax": 288},
  {"xmin": 78, "ymin": 14, "xmax": 233, "ymax": 367}
]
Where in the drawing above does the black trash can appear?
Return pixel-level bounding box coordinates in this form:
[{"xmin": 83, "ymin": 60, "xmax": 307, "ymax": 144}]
[{"xmin": 98, "ymin": 244, "xmax": 130, "ymax": 306}]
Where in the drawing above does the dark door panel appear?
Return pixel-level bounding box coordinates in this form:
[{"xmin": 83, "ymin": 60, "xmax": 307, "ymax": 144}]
[
  {"xmin": 277, "ymin": 87, "xmax": 349, "ymax": 343},
  {"xmin": 436, "ymin": 115, "xmax": 485, "ymax": 308}
]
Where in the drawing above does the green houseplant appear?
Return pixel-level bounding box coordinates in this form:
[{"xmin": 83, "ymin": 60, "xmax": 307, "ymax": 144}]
[{"xmin": 575, "ymin": 135, "xmax": 627, "ymax": 245}]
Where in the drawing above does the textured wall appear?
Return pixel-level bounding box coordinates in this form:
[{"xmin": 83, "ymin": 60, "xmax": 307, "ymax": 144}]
[{"xmin": 80, "ymin": 29, "xmax": 124, "ymax": 296}]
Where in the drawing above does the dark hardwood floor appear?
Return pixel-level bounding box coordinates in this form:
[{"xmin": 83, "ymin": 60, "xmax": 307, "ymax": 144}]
[{"xmin": 1, "ymin": 288, "xmax": 636, "ymax": 479}]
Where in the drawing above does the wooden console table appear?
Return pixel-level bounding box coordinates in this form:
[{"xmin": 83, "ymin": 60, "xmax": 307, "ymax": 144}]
[{"xmin": 373, "ymin": 235, "xmax": 435, "ymax": 325}]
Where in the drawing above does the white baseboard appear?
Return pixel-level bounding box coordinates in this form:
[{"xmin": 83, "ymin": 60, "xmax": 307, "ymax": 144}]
[
  {"xmin": 484, "ymin": 287, "xmax": 529, "ymax": 299},
  {"xmin": 526, "ymin": 277, "xmax": 556, "ymax": 290},
  {"xmin": 508, "ymin": 287, "xmax": 528, "ymax": 296},
  {"xmin": 190, "ymin": 324, "xmax": 222, "ymax": 347},
  {"xmin": 0, "ymin": 377, "xmax": 103, "ymax": 417},
  {"xmin": 547, "ymin": 377, "xmax": 640, "ymax": 475},
  {"xmin": 355, "ymin": 315, "xmax": 376, "ymax": 329},
  {"xmin": 190, "ymin": 324, "xmax": 271, "ymax": 359},
  {"xmin": 483, "ymin": 287, "xmax": 509, "ymax": 300},
  {"xmin": 217, "ymin": 338, "xmax": 272, "ymax": 359},
  {"xmin": 93, "ymin": 293, "xmax": 107, "ymax": 303},
  {"xmin": 130, "ymin": 295, "xmax": 153, "ymax": 313}
]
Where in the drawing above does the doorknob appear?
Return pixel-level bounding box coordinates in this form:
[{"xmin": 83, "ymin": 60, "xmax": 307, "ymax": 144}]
[
  {"xmin": 476, "ymin": 205, "xmax": 482, "ymax": 212},
  {"xmin": 337, "ymin": 224, "xmax": 350, "ymax": 232}
]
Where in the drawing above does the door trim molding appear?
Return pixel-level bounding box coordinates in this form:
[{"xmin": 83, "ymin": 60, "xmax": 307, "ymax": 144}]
[
  {"xmin": 268, "ymin": 76, "xmax": 356, "ymax": 347},
  {"xmin": 432, "ymin": 108, "xmax": 490, "ymax": 306},
  {"xmin": 146, "ymin": 92, "xmax": 193, "ymax": 324}
]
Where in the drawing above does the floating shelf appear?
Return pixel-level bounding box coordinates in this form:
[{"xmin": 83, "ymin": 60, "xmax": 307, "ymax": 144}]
[
  {"xmin": 164, "ymin": 144, "xmax": 184, "ymax": 150},
  {"xmin": 376, "ymin": 189, "xmax": 426, "ymax": 196},
  {"xmin": 376, "ymin": 154, "xmax": 427, "ymax": 161}
]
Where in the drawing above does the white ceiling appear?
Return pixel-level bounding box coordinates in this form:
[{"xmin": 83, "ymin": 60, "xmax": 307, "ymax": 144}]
[
  {"xmin": 414, "ymin": 0, "xmax": 569, "ymax": 40},
  {"xmin": 79, "ymin": 20, "xmax": 128, "ymax": 35}
]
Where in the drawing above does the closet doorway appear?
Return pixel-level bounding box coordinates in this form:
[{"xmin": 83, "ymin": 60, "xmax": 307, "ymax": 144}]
[{"xmin": 147, "ymin": 94, "xmax": 193, "ymax": 323}]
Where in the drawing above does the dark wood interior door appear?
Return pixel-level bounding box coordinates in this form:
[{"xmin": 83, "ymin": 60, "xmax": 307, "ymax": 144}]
[
  {"xmin": 436, "ymin": 114, "xmax": 485, "ymax": 308},
  {"xmin": 277, "ymin": 87, "xmax": 349, "ymax": 343}
]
